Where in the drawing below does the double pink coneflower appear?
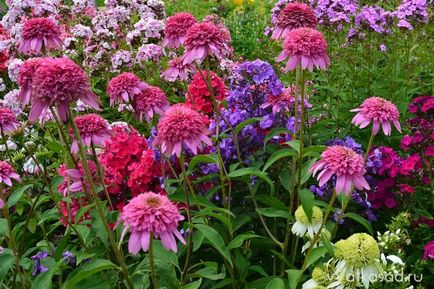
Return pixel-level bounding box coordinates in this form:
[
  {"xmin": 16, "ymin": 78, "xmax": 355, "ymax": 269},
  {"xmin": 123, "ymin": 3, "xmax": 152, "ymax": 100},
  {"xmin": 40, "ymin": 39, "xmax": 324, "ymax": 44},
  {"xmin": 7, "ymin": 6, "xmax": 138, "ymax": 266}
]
[
  {"xmin": 107, "ymin": 72, "xmax": 147, "ymax": 106},
  {"xmin": 163, "ymin": 12, "xmax": 198, "ymax": 49},
  {"xmin": 0, "ymin": 161, "xmax": 21, "ymax": 187},
  {"xmin": 70, "ymin": 114, "xmax": 112, "ymax": 154},
  {"xmin": 19, "ymin": 17, "xmax": 63, "ymax": 55}
]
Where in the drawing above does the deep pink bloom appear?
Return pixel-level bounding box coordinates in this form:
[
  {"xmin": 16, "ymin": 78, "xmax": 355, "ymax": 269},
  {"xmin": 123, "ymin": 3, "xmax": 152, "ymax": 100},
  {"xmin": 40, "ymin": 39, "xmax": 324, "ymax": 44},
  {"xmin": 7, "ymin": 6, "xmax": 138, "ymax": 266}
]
[
  {"xmin": 162, "ymin": 57, "xmax": 196, "ymax": 81},
  {"xmin": 19, "ymin": 17, "xmax": 63, "ymax": 55},
  {"xmin": 423, "ymin": 241, "xmax": 434, "ymax": 260},
  {"xmin": 163, "ymin": 12, "xmax": 197, "ymax": 49},
  {"xmin": 107, "ymin": 73, "xmax": 147, "ymax": 106},
  {"xmin": 153, "ymin": 104, "xmax": 212, "ymax": 157},
  {"xmin": 310, "ymin": 145, "xmax": 370, "ymax": 195},
  {"xmin": 351, "ymin": 97, "xmax": 401, "ymax": 136},
  {"xmin": 261, "ymin": 85, "xmax": 297, "ymax": 114},
  {"xmin": 71, "ymin": 114, "xmax": 112, "ymax": 153},
  {"xmin": 133, "ymin": 86, "xmax": 170, "ymax": 122},
  {"xmin": 29, "ymin": 58, "xmax": 101, "ymax": 123},
  {"xmin": 0, "ymin": 161, "xmax": 21, "ymax": 186},
  {"xmin": 272, "ymin": 3, "xmax": 318, "ymax": 40},
  {"xmin": 183, "ymin": 22, "xmax": 232, "ymax": 65},
  {"xmin": 425, "ymin": 146, "xmax": 434, "ymax": 157},
  {"xmin": 120, "ymin": 192, "xmax": 186, "ymax": 254},
  {"xmin": 17, "ymin": 58, "xmax": 43, "ymax": 106},
  {"xmin": 421, "ymin": 97, "xmax": 434, "ymax": 113},
  {"xmin": 399, "ymin": 154, "xmax": 422, "ymax": 176},
  {"xmin": 0, "ymin": 107, "xmax": 20, "ymax": 133},
  {"xmin": 276, "ymin": 28, "xmax": 329, "ymax": 72}
]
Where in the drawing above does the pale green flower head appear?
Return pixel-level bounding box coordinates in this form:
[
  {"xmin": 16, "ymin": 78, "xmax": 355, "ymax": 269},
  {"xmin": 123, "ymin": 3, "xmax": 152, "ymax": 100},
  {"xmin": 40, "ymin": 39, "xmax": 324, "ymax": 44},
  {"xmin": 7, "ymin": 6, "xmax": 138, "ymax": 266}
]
[
  {"xmin": 335, "ymin": 233, "xmax": 380, "ymax": 268},
  {"xmin": 312, "ymin": 266, "xmax": 328, "ymax": 285},
  {"xmin": 295, "ymin": 205, "xmax": 323, "ymax": 225}
]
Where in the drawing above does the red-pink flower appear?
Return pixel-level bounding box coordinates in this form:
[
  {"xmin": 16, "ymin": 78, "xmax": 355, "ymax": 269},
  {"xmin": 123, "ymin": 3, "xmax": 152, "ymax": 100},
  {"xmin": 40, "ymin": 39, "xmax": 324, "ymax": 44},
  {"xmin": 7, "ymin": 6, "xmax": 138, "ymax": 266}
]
[
  {"xmin": 19, "ymin": 17, "xmax": 63, "ymax": 55},
  {"xmin": 120, "ymin": 192, "xmax": 186, "ymax": 254},
  {"xmin": 17, "ymin": 57, "xmax": 43, "ymax": 106},
  {"xmin": 0, "ymin": 107, "xmax": 20, "ymax": 133},
  {"xmin": 29, "ymin": 57, "xmax": 101, "ymax": 123},
  {"xmin": 71, "ymin": 114, "xmax": 112, "ymax": 154},
  {"xmin": 423, "ymin": 240, "xmax": 434, "ymax": 260},
  {"xmin": 133, "ymin": 86, "xmax": 170, "ymax": 122},
  {"xmin": 351, "ymin": 97, "xmax": 401, "ymax": 136},
  {"xmin": 276, "ymin": 28, "xmax": 329, "ymax": 72},
  {"xmin": 153, "ymin": 104, "xmax": 212, "ymax": 157},
  {"xmin": 261, "ymin": 85, "xmax": 298, "ymax": 114},
  {"xmin": 183, "ymin": 22, "xmax": 232, "ymax": 65},
  {"xmin": 162, "ymin": 57, "xmax": 196, "ymax": 81},
  {"xmin": 163, "ymin": 12, "xmax": 197, "ymax": 49},
  {"xmin": 310, "ymin": 145, "xmax": 370, "ymax": 195},
  {"xmin": 0, "ymin": 161, "xmax": 21, "ymax": 186},
  {"xmin": 107, "ymin": 73, "xmax": 147, "ymax": 106},
  {"xmin": 272, "ymin": 3, "xmax": 318, "ymax": 40}
]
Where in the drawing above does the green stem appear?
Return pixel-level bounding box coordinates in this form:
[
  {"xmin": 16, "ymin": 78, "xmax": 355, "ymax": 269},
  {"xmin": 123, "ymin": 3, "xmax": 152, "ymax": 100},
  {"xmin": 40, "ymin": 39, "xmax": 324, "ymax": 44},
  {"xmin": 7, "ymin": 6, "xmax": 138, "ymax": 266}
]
[
  {"xmin": 149, "ymin": 234, "xmax": 159, "ymax": 289},
  {"xmin": 331, "ymin": 192, "xmax": 353, "ymax": 238},
  {"xmin": 90, "ymin": 144, "xmax": 114, "ymax": 211},
  {"xmin": 364, "ymin": 130, "xmax": 376, "ymax": 161}
]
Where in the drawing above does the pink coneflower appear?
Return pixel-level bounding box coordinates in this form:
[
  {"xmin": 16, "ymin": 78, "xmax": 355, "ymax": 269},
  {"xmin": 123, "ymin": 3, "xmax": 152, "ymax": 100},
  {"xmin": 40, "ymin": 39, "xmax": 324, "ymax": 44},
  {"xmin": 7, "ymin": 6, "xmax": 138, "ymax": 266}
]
[
  {"xmin": 310, "ymin": 145, "xmax": 370, "ymax": 195},
  {"xmin": 29, "ymin": 57, "xmax": 101, "ymax": 123},
  {"xmin": 183, "ymin": 22, "xmax": 232, "ymax": 65},
  {"xmin": 17, "ymin": 58, "xmax": 43, "ymax": 106},
  {"xmin": 120, "ymin": 192, "xmax": 186, "ymax": 254},
  {"xmin": 162, "ymin": 57, "xmax": 196, "ymax": 82},
  {"xmin": 19, "ymin": 17, "xmax": 63, "ymax": 55},
  {"xmin": 61, "ymin": 160, "xmax": 98, "ymax": 196},
  {"xmin": 276, "ymin": 28, "xmax": 330, "ymax": 72},
  {"xmin": 0, "ymin": 161, "xmax": 21, "ymax": 186},
  {"xmin": 0, "ymin": 107, "xmax": 20, "ymax": 133},
  {"xmin": 261, "ymin": 85, "xmax": 298, "ymax": 114},
  {"xmin": 272, "ymin": 3, "xmax": 318, "ymax": 40},
  {"xmin": 71, "ymin": 114, "xmax": 112, "ymax": 154},
  {"xmin": 351, "ymin": 97, "xmax": 401, "ymax": 136},
  {"xmin": 163, "ymin": 12, "xmax": 197, "ymax": 49},
  {"xmin": 107, "ymin": 72, "xmax": 147, "ymax": 106},
  {"xmin": 133, "ymin": 86, "xmax": 170, "ymax": 123},
  {"xmin": 153, "ymin": 104, "xmax": 212, "ymax": 157}
]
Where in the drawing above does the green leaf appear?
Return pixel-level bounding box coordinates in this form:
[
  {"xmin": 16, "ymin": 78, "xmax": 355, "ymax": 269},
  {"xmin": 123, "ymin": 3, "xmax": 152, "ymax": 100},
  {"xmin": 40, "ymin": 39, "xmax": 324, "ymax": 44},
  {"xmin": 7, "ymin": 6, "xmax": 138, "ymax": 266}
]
[
  {"xmin": 191, "ymin": 265, "xmax": 225, "ymax": 281},
  {"xmin": 263, "ymin": 127, "xmax": 290, "ymax": 149},
  {"xmin": 0, "ymin": 249, "xmax": 14, "ymax": 282},
  {"xmin": 187, "ymin": 154, "xmax": 218, "ymax": 174},
  {"xmin": 194, "ymin": 224, "xmax": 233, "ymax": 267},
  {"xmin": 256, "ymin": 208, "xmax": 289, "ymax": 219},
  {"xmin": 61, "ymin": 260, "xmax": 120, "ymax": 289},
  {"xmin": 235, "ymin": 117, "xmax": 261, "ymax": 135},
  {"xmin": 32, "ymin": 261, "xmax": 62, "ymax": 289},
  {"xmin": 7, "ymin": 184, "xmax": 32, "ymax": 207},
  {"xmin": 90, "ymin": 209, "xmax": 108, "ymax": 246},
  {"xmin": 285, "ymin": 140, "xmax": 300, "ymax": 154},
  {"xmin": 300, "ymin": 158, "xmax": 317, "ymax": 184},
  {"xmin": 346, "ymin": 213, "xmax": 373, "ymax": 234},
  {"xmin": 321, "ymin": 234, "xmax": 335, "ymax": 258},
  {"xmin": 227, "ymin": 233, "xmax": 260, "ymax": 250},
  {"xmin": 279, "ymin": 169, "xmax": 291, "ymax": 193},
  {"xmin": 300, "ymin": 189, "xmax": 315, "ymax": 222},
  {"xmin": 265, "ymin": 278, "xmax": 285, "ymax": 289},
  {"xmin": 305, "ymin": 246, "xmax": 328, "ymax": 268},
  {"xmin": 262, "ymin": 149, "xmax": 297, "ymax": 172},
  {"xmin": 0, "ymin": 218, "xmax": 8, "ymax": 236},
  {"xmin": 302, "ymin": 145, "xmax": 326, "ymax": 158},
  {"xmin": 180, "ymin": 279, "xmax": 202, "ymax": 289},
  {"xmin": 228, "ymin": 168, "xmax": 275, "ymax": 194},
  {"xmin": 286, "ymin": 269, "xmax": 303, "ymax": 289}
]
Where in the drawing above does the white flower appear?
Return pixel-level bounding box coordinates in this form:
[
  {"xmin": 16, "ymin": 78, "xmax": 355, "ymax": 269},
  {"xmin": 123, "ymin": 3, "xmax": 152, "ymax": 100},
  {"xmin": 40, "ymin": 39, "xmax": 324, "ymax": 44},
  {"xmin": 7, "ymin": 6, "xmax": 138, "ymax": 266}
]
[{"xmin": 292, "ymin": 205, "xmax": 323, "ymax": 238}]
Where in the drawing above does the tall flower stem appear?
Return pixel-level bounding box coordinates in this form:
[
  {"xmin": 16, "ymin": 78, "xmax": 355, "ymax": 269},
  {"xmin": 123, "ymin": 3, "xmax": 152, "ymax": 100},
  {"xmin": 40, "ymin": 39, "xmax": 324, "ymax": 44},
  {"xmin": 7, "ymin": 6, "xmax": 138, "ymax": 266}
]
[
  {"xmin": 149, "ymin": 234, "xmax": 159, "ymax": 289},
  {"xmin": 68, "ymin": 109, "xmax": 134, "ymax": 289},
  {"xmin": 90, "ymin": 144, "xmax": 114, "ymax": 211},
  {"xmin": 179, "ymin": 152, "xmax": 194, "ymax": 285},
  {"xmin": 364, "ymin": 130, "xmax": 376, "ymax": 161}
]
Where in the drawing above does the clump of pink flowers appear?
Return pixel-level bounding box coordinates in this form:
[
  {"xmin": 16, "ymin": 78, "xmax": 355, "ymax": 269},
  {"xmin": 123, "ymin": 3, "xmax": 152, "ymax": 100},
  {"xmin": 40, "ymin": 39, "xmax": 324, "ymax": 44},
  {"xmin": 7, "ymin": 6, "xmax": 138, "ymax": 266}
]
[
  {"xmin": 163, "ymin": 12, "xmax": 197, "ymax": 49},
  {"xmin": 154, "ymin": 104, "xmax": 212, "ymax": 157},
  {"xmin": 119, "ymin": 192, "xmax": 186, "ymax": 254},
  {"xmin": 0, "ymin": 161, "xmax": 21, "ymax": 186},
  {"xmin": 310, "ymin": 145, "xmax": 370, "ymax": 195},
  {"xmin": 71, "ymin": 114, "xmax": 112, "ymax": 153},
  {"xmin": 133, "ymin": 86, "xmax": 170, "ymax": 123},
  {"xmin": 351, "ymin": 96, "xmax": 401, "ymax": 136},
  {"xmin": 19, "ymin": 17, "xmax": 63, "ymax": 55},
  {"xmin": 107, "ymin": 73, "xmax": 148, "ymax": 106},
  {"xmin": 276, "ymin": 27, "xmax": 330, "ymax": 72},
  {"xmin": 0, "ymin": 107, "xmax": 20, "ymax": 133},
  {"xmin": 17, "ymin": 58, "xmax": 43, "ymax": 106},
  {"xmin": 271, "ymin": 2, "xmax": 318, "ymax": 40}
]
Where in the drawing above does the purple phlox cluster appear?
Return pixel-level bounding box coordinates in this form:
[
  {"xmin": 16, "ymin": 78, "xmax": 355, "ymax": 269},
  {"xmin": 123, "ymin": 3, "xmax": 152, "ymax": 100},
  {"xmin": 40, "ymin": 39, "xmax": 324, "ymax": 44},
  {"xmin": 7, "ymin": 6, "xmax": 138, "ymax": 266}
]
[
  {"xmin": 394, "ymin": 0, "xmax": 429, "ymax": 30},
  {"xmin": 111, "ymin": 50, "xmax": 134, "ymax": 71},
  {"xmin": 355, "ymin": 6, "xmax": 392, "ymax": 34},
  {"xmin": 309, "ymin": 0, "xmax": 358, "ymax": 31},
  {"xmin": 136, "ymin": 43, "xmax": 164, "ymax": 63},
  {"xmin": 31, "ymin": 251, "xmax": 49, "ymax": 276}
]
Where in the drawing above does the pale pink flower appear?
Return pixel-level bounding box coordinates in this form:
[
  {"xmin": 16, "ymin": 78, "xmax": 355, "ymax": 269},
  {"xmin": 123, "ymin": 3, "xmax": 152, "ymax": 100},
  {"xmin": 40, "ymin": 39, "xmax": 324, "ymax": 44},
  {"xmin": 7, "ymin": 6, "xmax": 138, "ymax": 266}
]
[
  {"xmin": 71, "ymin": 114, "xmax": 112, "ymax": 154},
  {"xmin": 19, "ymin": 18, "xmax": 63, "ymax": 55},
  {"xmin": 163, "ymin": 57, "xmax": 196, "ymax": 81},
  {"xmin": 183, "ymin": 22, "xmax": 232, "ymax": 65},
  {"xmin": 133, "ymin": 86, "xmax": 170, "ymax": 122},
  {"xmin": 0, "ymin": 107, "xmax": 20, "ymax": 133},
  {"xmin": 272, "ymin": 3, "xmax": 318, "ymax": 40},
  {"xmin": 276, "ymin": 28, "xmax": 330, "ymax": 72},
  {"xmin": 28, "ymin": 58, "xmax": 101, "ymax": 123},
  {"xmin": 107, "ymin": 73, "xmax": 147, "ymax": 106},
  {"xmin": 62, "ymin": 160, "xmax": 98, "ymax": 196},
  {"xmin": 0, "ymin": 161, "xmax": 21, "ymax": 186},
  {"xmin": 153, "ymin": 104, "xmax": 212, "ymax": 157},
  {"xmin": 120, "ymin": 192, "xmax": 186, "ymax": 254},
  {"xmin": 351, "ymin": 97, "xmax": 401, "ymax": 136},
  {"xmin": 310, "ymin": 145, "xmax": 370, "ymax": 195},
  {"xmin": 17, "ymin": 58, "xmax": 43, "ymax": 106},
  {"xmin": 163, "ymin": 12, "xmax": 197, "ymax": 49}
]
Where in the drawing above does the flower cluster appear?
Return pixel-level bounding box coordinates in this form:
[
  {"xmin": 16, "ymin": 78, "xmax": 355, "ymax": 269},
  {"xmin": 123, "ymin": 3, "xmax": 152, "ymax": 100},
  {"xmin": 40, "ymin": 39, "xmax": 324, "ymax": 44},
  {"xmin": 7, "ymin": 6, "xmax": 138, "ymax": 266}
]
[
  {"xmin": 309, "ymin": 0, "xmax": 358, "ymax": 30},
  {"xmin": 394, "ymin": 0, "xmax": 429, "ymax": 30}
]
